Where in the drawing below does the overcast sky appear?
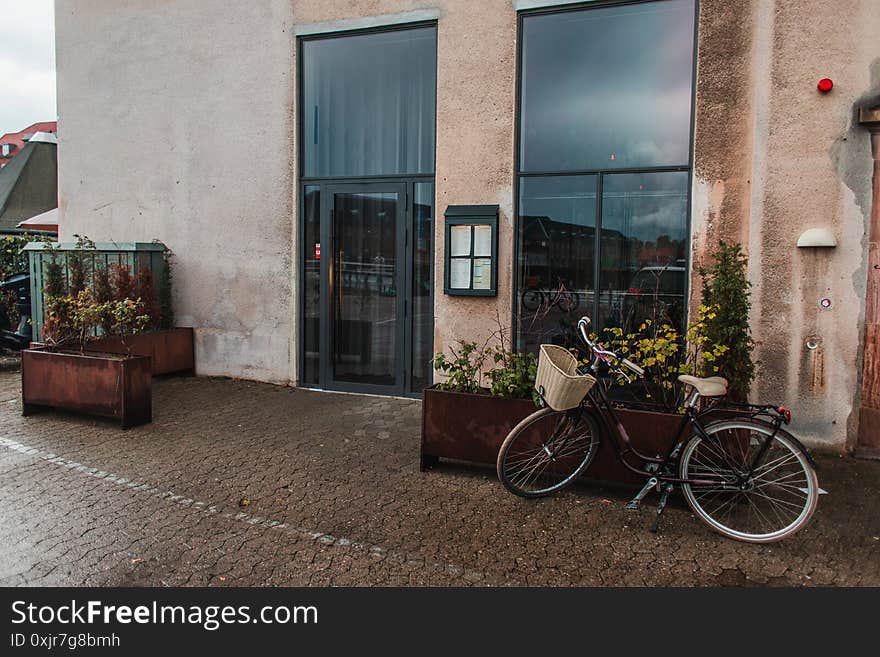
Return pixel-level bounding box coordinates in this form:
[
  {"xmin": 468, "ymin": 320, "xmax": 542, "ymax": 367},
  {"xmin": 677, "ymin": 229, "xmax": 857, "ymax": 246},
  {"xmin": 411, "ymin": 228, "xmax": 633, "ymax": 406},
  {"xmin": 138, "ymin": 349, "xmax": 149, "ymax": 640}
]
[{"xmin": 0, "ymin": 0, "xmax": 56, "ymax": 135}]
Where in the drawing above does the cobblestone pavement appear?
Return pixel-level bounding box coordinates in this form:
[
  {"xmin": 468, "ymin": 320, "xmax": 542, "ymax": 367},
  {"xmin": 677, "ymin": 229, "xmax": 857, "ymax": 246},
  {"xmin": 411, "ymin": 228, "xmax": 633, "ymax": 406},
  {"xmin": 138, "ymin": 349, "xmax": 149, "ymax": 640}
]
[{"xmin": 0, "ymin": 369, "xmax": 878, "ymax": 587}]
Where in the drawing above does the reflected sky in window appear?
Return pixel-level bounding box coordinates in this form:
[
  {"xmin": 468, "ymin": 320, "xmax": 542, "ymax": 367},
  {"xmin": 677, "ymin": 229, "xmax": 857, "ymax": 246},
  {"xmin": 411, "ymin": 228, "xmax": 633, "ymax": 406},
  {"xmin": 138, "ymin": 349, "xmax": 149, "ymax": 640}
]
[{"xmin": 520, "ymin": 0, "xmax": 695, "ymax": 172}]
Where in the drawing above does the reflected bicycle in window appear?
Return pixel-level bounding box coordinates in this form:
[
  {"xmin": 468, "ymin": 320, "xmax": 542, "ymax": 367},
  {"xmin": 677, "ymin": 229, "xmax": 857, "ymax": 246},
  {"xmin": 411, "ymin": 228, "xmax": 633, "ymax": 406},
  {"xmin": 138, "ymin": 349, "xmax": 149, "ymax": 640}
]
[{"xmin": 520, "ymin": 276, "xmax": 581, "ymax": 314}]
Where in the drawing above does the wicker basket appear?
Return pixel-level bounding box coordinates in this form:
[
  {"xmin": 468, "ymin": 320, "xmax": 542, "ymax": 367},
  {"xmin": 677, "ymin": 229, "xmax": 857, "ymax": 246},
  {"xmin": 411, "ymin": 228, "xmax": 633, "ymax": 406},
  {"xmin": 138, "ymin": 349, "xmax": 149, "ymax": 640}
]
[{"xmin": 535, "ymin": 344, "xmax": 596, "ymax": 411}]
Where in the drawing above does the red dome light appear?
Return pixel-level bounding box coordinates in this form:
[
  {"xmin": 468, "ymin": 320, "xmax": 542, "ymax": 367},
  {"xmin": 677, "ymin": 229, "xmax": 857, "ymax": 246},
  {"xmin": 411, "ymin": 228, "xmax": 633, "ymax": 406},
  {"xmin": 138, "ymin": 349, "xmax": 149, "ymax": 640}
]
[{"xmin": 817, "ymin": 78, "xmax": 833, "ymax": 93}]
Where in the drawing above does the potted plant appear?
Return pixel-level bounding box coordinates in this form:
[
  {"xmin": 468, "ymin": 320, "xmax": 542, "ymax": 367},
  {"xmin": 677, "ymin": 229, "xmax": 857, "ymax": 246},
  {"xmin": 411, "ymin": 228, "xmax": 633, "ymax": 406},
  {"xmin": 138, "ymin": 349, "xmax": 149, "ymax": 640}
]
[
  {"xmin": 29, "ymin": 237, "xmax": 194, "ymax": 376},
  {"xmin": 21, "ymin": 243, "xmax": 154, "ymax": 429},
  {"xmin": 421, "ymin": 323, "xmax": 539, "ymax": 469},
  {"xmin": 566, "ymin": 243, "xmax": 755, "ymax": 483}
]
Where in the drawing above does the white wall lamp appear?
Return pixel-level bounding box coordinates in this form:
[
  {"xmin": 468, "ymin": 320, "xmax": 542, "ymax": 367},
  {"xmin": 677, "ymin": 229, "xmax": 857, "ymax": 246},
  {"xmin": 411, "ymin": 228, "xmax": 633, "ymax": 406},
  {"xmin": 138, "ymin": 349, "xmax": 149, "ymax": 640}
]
[{"xmin": 796, "ymin": 228, "xmax": 837, "ymax": 248}]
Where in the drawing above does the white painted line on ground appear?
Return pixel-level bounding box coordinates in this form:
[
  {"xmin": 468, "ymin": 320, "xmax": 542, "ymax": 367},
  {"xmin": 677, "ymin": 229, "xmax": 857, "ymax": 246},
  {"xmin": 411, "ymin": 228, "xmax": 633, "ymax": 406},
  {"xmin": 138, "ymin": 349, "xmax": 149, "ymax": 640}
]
[{"xmin": 0, "ymin": 435, "xmax": 497, "ymax": 585}]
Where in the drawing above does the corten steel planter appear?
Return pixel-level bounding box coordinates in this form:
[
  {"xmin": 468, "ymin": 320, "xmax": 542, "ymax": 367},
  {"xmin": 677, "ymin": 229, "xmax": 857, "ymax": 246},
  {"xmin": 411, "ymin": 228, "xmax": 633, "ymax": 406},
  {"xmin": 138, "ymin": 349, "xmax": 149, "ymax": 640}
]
[
  {"xmin": 420, "ymin": 386, "xmax": 686, "ymax": 485},
  {"xmin": 83, "ymin": 327, "xmax": 194, "ymax": 376},
  {"xmin": 21, "ymin": 349, "xmax": 152, "ymax": 429},
  {"xmin": 420, "ymin": 387, "xmax": 537, "ymax": 470},
  {"xmin": 30, "ymin": 328, "xmax": 194, "ymax": 377},
  {"xmin": 586, "ymin": 406, "xmax": 685, "ymax": 485}
]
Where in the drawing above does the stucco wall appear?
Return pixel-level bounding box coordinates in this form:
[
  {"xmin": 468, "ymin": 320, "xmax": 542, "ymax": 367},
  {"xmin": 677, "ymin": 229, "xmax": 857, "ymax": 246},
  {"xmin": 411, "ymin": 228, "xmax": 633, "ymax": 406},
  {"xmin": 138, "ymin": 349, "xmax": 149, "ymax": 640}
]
[
  {"xmin": 55, "ymin": 0, "xmax": 880, "ymax": 450},
  {"xmin": 689, "ymin": 0, "xmax": 880, "ymax": 451},
  {"xmin": 55, "ymin": 0, "xmax": 296, "ymax": 383},
  {"xmin": 745, "ymin": 0, "xmax": 878, "ymax": 450}
]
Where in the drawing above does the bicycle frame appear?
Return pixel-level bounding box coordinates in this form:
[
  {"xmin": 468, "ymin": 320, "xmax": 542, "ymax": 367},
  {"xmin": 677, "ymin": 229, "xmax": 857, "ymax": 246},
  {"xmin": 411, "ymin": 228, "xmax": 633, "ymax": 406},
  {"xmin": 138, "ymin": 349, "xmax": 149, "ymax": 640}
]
[
  {"xmin": 557, "ymin": 315, "xmax": 800, "ymax": 489},
  {"xmin": 571, "ymin": 381, "xmax": 788, "ymax": 488}
]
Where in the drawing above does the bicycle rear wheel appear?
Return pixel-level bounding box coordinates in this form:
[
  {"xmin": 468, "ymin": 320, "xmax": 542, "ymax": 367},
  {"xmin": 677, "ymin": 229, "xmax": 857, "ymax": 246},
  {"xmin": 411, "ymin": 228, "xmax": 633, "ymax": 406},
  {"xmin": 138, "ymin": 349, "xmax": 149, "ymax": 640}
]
[
  {"xmin": 556, "ymin": 291, "xmax": 580, "ymax": 313},
  {"xmin": 679, "ymin": 419, "xmax": 818, "ymax": 543},
  {"xmin": 521, "ymin": 289, "xmax": 543, "ymax": 312},
  {"xmin": 496, "ymin": 407, "xmax": 599, "ymax": 498}
]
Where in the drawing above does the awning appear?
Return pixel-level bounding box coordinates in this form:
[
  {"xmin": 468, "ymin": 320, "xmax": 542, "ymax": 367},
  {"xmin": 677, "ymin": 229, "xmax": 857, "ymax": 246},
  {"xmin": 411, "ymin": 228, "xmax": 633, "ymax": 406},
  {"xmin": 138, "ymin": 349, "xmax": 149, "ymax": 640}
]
[{"xmin": 16, "ymin": 207, "xmax": 58, "ymax": 233}]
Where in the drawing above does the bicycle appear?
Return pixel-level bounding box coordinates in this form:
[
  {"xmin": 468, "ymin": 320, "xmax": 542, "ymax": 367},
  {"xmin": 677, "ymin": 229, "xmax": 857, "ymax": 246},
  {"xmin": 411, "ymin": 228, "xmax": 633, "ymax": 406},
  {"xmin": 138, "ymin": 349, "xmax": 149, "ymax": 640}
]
[
  {"xmin": 520, "ymin": 278, "xmax": 580, "ymax": 314},
  {"xmin": 496, "ymin": 316, "xmax": 820, "ymax": 543}
]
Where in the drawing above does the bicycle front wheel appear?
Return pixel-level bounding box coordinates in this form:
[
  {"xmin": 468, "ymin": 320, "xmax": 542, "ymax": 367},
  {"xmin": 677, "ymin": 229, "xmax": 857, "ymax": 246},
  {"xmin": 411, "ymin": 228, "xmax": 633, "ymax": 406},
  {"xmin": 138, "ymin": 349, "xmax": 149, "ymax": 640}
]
[
  {"xmin": 496, "ymin": 407, "xmax": 599, "ymax": 498},
  {"xmin": 680, "ymin": 419, "xmax": 819, "ymax": 543}
]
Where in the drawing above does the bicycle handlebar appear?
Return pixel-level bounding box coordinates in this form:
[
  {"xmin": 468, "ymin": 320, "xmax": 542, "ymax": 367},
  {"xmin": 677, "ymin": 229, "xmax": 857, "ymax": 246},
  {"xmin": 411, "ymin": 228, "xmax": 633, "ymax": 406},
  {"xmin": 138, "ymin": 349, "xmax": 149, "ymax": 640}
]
[{"xmin": 577, "ymin": 316, "xmax": 645, "ymax": 378}]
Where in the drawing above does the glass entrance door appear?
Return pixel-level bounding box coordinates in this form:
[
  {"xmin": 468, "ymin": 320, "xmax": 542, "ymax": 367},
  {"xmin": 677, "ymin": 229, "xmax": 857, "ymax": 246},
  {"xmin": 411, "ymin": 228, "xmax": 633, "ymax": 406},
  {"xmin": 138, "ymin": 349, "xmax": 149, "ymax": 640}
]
[{"xmin": 322, "ymin": 184, "xmax": 406, "ymax": 393}]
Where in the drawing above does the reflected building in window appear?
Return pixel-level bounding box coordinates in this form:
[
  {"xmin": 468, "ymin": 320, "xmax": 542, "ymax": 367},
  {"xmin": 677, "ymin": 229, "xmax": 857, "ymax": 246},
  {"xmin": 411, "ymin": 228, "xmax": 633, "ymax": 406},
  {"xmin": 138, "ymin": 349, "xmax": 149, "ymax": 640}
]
[{"xmin": 515, "ymin": 0, "xmax": 695, "ymax": 350}]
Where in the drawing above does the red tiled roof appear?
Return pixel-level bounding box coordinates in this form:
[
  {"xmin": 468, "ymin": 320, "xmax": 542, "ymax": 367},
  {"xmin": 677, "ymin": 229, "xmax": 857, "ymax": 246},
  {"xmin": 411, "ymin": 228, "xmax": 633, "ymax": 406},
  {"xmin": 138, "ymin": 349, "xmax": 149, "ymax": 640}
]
[{"xmin": 0, "ymin": 121, "xmax": 57, "ymax": 167}]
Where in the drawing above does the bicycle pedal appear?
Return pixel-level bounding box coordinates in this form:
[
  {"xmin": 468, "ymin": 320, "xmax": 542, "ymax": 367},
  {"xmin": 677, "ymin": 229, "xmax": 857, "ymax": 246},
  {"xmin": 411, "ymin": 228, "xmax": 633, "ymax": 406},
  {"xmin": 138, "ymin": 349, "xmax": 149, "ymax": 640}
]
[{"xmin": 625, "ymin": 477, "xmax": 657, "ymax": 513}]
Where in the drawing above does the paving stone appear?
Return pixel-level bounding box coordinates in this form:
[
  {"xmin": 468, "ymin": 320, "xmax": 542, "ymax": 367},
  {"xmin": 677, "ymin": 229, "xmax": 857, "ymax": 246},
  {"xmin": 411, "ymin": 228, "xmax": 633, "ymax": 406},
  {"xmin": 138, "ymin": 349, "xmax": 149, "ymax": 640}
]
[{"xmin": 0, "ymin": 370, "xmax": 878, "ymax": 586}]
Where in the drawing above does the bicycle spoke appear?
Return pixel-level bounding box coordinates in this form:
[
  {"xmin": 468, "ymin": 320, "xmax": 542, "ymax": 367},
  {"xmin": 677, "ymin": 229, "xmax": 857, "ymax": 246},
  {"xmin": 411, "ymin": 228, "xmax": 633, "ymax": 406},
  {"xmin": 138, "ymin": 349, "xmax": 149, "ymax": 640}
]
[
  {"xmin": 752, "ymin": 451, "xmax": 799, "ymax": 478},
  {"xmin": 681, "ymin": 421, "xmax": 817, "ymax": 542},
  {"xmin": 499, "ymin": 409, "xmax": 599, "ymax": 497}
]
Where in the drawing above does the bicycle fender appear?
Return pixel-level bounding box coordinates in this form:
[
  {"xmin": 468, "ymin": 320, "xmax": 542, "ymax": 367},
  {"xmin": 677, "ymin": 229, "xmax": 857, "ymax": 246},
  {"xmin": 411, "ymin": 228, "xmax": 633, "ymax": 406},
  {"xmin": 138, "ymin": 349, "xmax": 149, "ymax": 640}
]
[{"xmin": 701, "ymin": 416, "xmax": 818, "ymax": 470}]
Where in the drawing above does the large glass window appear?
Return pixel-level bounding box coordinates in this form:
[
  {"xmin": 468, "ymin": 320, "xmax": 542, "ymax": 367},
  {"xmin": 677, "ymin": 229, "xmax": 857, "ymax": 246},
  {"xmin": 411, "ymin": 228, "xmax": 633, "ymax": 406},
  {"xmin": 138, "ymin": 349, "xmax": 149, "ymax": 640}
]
[
  {"xmin": 518, "ymin": 176, "xmax": 597, "ymax": 353},
  {"xmin": 519, "ymin": 0, "xmax": 695, "ymax": 173},
  {"xmin": 515, "ymin": 0, "xmax": 695, "ymax": 350},
  {"xmin": 598, "ymin": 171, "xmax": 689, "ymax": 330},
  {"xmin": 302, "ymin": 27, "xmax": 436, "ymax": 178}
]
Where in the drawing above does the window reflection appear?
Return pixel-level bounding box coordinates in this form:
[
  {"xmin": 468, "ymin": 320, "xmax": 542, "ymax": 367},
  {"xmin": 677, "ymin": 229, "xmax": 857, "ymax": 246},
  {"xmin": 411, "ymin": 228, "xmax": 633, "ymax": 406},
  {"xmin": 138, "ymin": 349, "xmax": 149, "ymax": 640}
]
[
  {"xmin": 516, "ymin": 176, "xmax": 597, "ymax": 352},
  {"xmin": 411, "ymin": 183, "xmax": 433, "ymax": 391},
  {"xmin": 333, "ymin": 192, "xmax": 399, "ymax": 386},
  {"xmin": 598, "ymin": 171, "xmax": 688, "ymax": 332},
  {"xmin": 303, "ymin": 186, "xmax": 320, "ymax": 384},
  {"xmin": 519, "ymin": 0, "xmax": 695, "ymax": 172}
]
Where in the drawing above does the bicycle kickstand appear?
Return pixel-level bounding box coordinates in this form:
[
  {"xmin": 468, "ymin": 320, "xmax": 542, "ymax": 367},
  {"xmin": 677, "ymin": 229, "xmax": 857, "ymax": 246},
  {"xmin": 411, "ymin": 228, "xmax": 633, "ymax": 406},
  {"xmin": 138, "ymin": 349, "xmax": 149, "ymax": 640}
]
[{"xmin": 650, "ymin": 483, "xmax": 674, "ymax": 533}]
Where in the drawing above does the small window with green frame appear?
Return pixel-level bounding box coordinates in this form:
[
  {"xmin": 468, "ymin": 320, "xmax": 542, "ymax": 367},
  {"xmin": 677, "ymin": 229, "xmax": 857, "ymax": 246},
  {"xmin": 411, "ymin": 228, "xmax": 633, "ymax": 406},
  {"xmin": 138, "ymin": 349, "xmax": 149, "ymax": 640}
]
[{"xmin": 444, "ymin": 205, "xmax": 498, "ymax": 296}]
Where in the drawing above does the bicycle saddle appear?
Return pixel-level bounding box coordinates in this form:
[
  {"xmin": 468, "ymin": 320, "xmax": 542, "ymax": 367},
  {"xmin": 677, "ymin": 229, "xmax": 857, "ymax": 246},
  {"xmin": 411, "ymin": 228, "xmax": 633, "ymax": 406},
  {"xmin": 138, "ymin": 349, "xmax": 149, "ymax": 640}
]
[{"xmin": 677, "ymin": 375, "xmax": 728, "ymax": 397}]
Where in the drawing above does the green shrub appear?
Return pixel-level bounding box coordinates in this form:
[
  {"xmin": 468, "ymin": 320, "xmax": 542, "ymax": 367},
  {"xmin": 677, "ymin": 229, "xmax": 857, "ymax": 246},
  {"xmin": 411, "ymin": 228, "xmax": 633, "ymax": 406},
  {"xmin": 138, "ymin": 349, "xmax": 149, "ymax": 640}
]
[
  {"xmin": 68, "ymin": 234, "xmax": 95, "ymax": 294},
  {"xmin": 157, "ymin": 245, "xmax": 174, "ymax": 329},
  {"xmin": 598, "ymin": 304, "xmax": 729, "ymax": 412},
  {"xmin": 0, "ymin": 234, "xmax": 36, "ymax": 328},
  {"xmin": 432, "ymin": 341, "xmax": 486, "ymax": 394},
  {"xmin": 0, "ymin": 234, "xmax": 32, "ymax": 279},
  {"xmin": 486, "ymin": 346, "xmax": 539, "ymax": 403},
  {"xmin": 700, "ymin": 241, "xmax": 755, "ymax": 401},
  {"xmin": 432, "ymin": 315, "xmax": 539, "ymax": 402}
]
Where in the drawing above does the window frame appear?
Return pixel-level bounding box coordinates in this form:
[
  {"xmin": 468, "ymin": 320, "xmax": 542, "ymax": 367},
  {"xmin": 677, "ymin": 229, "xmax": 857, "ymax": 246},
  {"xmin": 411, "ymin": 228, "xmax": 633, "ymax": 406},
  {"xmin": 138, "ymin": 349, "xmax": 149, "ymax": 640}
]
[
  {"xmin": 443, "ymin": 206, "xmax": 499, "ymax": 297},
  {"xmin": 512, "ymin": 0, "xmax": 700, "ymax": 346}
]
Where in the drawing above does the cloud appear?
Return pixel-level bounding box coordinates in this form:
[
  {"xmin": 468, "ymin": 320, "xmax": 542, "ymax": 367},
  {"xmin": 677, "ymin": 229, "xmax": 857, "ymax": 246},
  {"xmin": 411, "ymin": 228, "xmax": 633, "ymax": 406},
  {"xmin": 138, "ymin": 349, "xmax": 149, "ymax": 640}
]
[{"xmin": 0, "ymin": 0, "xmax": 56, "ymax": 134}]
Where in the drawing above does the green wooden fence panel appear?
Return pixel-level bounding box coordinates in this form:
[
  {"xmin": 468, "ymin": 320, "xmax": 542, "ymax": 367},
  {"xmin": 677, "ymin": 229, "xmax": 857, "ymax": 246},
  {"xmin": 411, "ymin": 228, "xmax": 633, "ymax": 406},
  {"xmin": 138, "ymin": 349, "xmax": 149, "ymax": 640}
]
[{"xmin": 23, "ymin": 242, "xmax": 168, "ymax": 341}]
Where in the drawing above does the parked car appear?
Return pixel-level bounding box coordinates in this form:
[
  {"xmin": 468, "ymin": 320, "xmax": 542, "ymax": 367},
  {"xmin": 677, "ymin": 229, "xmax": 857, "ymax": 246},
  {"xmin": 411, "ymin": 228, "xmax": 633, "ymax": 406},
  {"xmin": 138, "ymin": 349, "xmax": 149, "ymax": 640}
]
[
  {"xmin": 619, "ymin": 265, "xmax": 686, "ymax": 330},
  {"xmin": 0, "ymin": 271, "xmax": 32, "ymax": 350}
]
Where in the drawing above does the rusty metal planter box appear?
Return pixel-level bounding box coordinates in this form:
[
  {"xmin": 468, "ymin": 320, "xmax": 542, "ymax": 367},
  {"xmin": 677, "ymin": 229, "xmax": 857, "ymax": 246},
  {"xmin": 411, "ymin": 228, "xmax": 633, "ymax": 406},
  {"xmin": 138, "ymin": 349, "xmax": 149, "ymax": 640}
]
[
  {"xmin": 83, "ymin": 328, "xmax": 194, "ymax": 376},
  {"xmin": 21, "ymin": 349, "xmax": 152, "ymax": 429},
  {"xmin": 420, "ymin": 386, "xmax": 684, "ymax": 484},
  {"xmin": 420, "ymin": 387, "xmax": 537, "ymax": 470}
]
